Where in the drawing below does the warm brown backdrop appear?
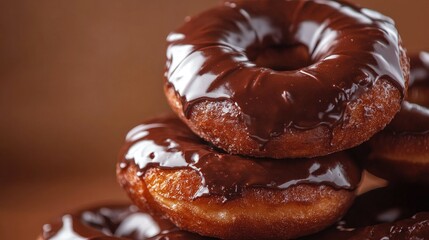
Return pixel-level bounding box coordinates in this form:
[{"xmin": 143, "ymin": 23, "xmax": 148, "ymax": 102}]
[{"xmin": 1, "ymin": 0, "xmax": 428, "ymax": 239}]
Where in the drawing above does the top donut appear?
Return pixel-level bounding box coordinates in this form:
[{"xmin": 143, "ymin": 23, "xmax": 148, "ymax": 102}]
[{"xmin": 164, "ymin": 0, "xmax": 409, "ymax": 158}]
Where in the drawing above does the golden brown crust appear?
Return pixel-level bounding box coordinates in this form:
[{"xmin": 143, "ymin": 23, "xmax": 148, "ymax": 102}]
[
  {"xmin": 165, "ymin": 79, "xmax": 403, "ymax": 159},
  {"xmin": 117, "ymin": 164, "xmax": 356, "ymax": 240}
]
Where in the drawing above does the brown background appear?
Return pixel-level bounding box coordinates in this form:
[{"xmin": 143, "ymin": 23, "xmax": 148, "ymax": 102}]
[{"xmin": 1, "ymin": 0, "xmax": 428, "ymax": 239}]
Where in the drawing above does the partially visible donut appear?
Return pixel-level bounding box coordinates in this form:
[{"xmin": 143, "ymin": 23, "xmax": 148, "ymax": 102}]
[
  {"xmin": 116, "ymin": 115, "xmax": 361, "ymax": 240},
  {"xmin": 304, "ymin": 185, "xmax": 429, "ymax": 239},
  {"xmin": 38, "ymin": 204, "xmax": 210, "ymax": 240},
  {"xmin": 164, "ymin": 0, "xmax": 409, "ymax": 158},
  {"xmin": 365, "ymin": 52, "xmax": 429, "ymax": 184}
]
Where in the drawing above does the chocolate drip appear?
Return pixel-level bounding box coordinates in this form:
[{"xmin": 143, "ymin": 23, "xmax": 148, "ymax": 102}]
[
  {"xmin": 119, "ymin": 115, "xmax": 360, "ymax": 200},
  {"xmin": 165, "ymin": 0, "xmax": 406, "ymax": 144},
  {"xmin": 40, "ymin": 204, "xmax": 209, "ymax": 240},
  {"xmin": 305, "ymin": 185, "xmax": 429, "ymax": 239},
  {"xmin": 386, "ymin": 51, "xmax": 429, "ymax": 134}
]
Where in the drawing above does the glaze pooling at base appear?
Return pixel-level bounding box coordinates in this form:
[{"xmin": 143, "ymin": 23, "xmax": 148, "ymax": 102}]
[
  {"xmin": 119, "ymin": 115, "xmax": 360, "ymax": 200},
  {"xmin": 165, "ymin": 0, "xmax": 407, "ymax": 143}
]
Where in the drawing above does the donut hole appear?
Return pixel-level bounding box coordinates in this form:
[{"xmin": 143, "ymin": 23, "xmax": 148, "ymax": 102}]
[{"xmin": 246, "ymin": 43, "xmax": 312, "ymax": 71}]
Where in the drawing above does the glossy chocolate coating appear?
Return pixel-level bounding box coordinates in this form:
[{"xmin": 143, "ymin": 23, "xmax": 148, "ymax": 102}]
[
  {"xmin": 39, "ymin": 204, "xmax": 209, "ymax": 240},
  {"xmin": 119, "ymin": 115, "xmax": 360, "ymax": 200},
  {"xmin": 305, "ymin": 185, "xmax": 429, "ymax": 239},
  {"xmin": 386, "ymin": 51, "xmax": 429, "ymax": 134},
  {"xmin": 165, "ymin": 0, "xmax": 406, "ymax": 143}
]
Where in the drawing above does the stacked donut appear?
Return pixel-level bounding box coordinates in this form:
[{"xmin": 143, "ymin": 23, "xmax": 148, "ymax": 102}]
[
  {"xmin": 39, "ymin": 1, "xmax": 429, "ymax": 240},
  {"xmin": 364, "ymin": 52, "xmax": 429, "ymax": 184},
  {"xmin": 303, "ymin": 52, "xmax": 429, "ymax": 239}
]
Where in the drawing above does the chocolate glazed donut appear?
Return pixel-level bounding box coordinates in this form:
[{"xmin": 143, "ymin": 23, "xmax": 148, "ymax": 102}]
[
  {"xmin": 304, "ymin": 185, "xmax": 429, "ymax": 239},
  {"xmin": 117, "ymin": 115, "xmax": 361, "ymax": 240},
  {"xmin": 38, "ymin": 204, "xmax": 210, "ymax": 240},
  {"xmin": 365, "ymin": 52, "xmax": 429, "ymax": 184},
  {"xmin": 164, "ymin": 0, "xmax": 409, "ymax": 158}
]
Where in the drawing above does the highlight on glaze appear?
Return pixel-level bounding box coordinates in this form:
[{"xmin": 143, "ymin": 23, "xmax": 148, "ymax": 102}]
[
  {"xmin": 165, "ymin": 0, "xmax": 407, "ymax": 143},
  {"xmin": 119, "ymin": 115, "xmax": 360, "ymax": 200}
]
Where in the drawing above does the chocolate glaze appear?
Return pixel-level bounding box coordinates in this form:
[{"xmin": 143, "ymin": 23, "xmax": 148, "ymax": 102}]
[
  {"xmin": 165, "ymin": 0, "xmax": 406, "ymax": 143},
  {"xmin": 386, "ymin": 51, "xmax": 429, "ymax": 134},
  {"xmin": 39, "ymin": 204, "xmax": 210, "ymax": 240},
  {"xmin": 119, "ymin": 115, "xmax": 360, "ymax": 200},
  {"xmin": 305, "ymin": 185, "xmax": 429, "ymax": 240}
]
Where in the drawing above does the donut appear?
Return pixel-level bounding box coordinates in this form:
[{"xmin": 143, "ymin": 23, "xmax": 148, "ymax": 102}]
[
  {"xmin": 304, "ymin": 185, "xmax": 429, "ymax": 239},
  {"xmin": 38, "ymin": 204, "xmax": 210, "ymax": 240},
  {"xmin": 365, "ymin": 52, "xmax": 429, "ymax": 184},
  {"xmin": 116, "ymin": 115, "xmax": 361, "ymax": 240},
  {"xmin": 164, "ymin": 0, "xmax": 409, "ymax": 158}
]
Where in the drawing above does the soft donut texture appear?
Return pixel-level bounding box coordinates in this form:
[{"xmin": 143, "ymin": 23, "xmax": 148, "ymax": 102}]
[
  {"xmin": 117, "ymin": 115, "xmax": 361, "ymax": 240},
  {"xmin": 119, "ymin": 165, "xmax": 356, "ymax": 240},
  {"xmin": 166, "ymin": 80, "xmax": 404, "ymax": 159},
  {"xmin": 165, "ymin": 0, "xmax": 409, "ymax": 158},
  {"xmin": 366, "ymin": 52, "xmax": 429, "ymax": 184}
]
